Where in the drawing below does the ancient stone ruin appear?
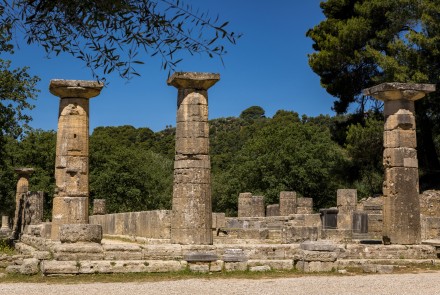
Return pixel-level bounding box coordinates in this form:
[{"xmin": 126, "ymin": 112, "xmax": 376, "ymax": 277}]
[{"xmin": 4, "ymin": 79, "xmax": 440, "ymax": 276}]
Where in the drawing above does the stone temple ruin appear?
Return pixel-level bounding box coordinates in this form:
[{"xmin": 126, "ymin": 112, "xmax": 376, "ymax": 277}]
[{"xmin": 2, "ymin": 77, "xmax": 440, "ymax": 275}]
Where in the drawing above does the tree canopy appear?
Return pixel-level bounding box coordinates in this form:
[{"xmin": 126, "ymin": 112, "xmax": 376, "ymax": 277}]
[
  {"xmin": 1, "ymin": 0, "xmax": 241, "ymax": 79},
  {"xmin": 307, "ymin": 0, "xmax": 440, "ymax": 176}
]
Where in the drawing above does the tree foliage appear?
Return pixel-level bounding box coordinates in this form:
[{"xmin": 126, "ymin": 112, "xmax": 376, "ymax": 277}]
[
  {"xmin": 307, "ymin": 0, "xmax": 440, "ymax": 178},
  {"xmin": 2, "ymin": 0, "xmax": 241, "ymax": 79}
]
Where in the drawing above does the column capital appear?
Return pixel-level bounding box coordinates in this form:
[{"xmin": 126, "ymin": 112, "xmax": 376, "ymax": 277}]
[
  {"xmin": 363, "ymin": 82, "xmax": 435, "ymax": 101},
  {"xmin": 49, "ymin": 79, "xmax": 104, "ymax": 99},
  {"xmin": 14, "ymin": 167, "xmax": 34, "ymax": 177},
  {"xmin": 167, "ymin": 72, "xmax": 220, "ymax": 90}
]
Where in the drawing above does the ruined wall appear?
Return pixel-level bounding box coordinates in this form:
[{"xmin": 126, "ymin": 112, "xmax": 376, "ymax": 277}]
[{"xmin": 89, "ymin": 210, "xmax": 171, "ymax": 239}]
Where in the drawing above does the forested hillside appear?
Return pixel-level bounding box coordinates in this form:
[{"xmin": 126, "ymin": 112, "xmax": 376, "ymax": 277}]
[{"xmin": 0, "ymin": 106, "xmax": 405, "ymax": 218}]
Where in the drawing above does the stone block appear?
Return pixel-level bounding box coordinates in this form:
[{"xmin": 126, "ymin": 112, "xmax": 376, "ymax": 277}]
[
  {"xmin": 53, "ymin": 243, "xmax": 104, "ymax": 261},
  {"xmin": 51, "ymin": 196, "xmax": 88, "ymax": 240},
  {"xmin": 296, "ymin": 261, "xmax": 338, "ymax": 272},
  {"xmin": 419, "ymin": 190, "xmax": 440, "ymax": 217},
  {"xmin": 247, "ymin": 260, "xmax": 293, "ymax": 270},
  {"xmin": 297, "ymin": 198, "xmax": 313, "ymax": 214},
  {"xmin": 224, "ymin": 261, "xmax": 247, "ymax": 272},
  {"xmin": 20, "ymin": 258, "xmax": 39, "ymax": 275},
  {"xmin": 173, "ymin": 168, "xmax": 210, "ymax": 184},
  {"xmin": 236, "ymin": 228, "xmax": 269, "ymax": 240},
  {"xmin": 383, "ymin": 147, "xmax": 418, "ymax": 168},
  {"xmin": 174, "ymin": 155, "xmax": 210, "ymax": 169},
  {"xmin": 238, "ymin": 193, "xmax": 265, "ymax": 217},
  {"xmin": 59, "ymin": 224, "xmax": 102, "ymax": 243},
  {"xmin": 222, "ymin": 248, "xmax": 248, "ymax": 262},
  {"xmin": 250, "ymin": 265, "xmax": 271, "ymax": 272},
  {"xmin": 337, "ymin": 189, "xmax": 357, "ymax": 208},
  {"xmin": 384, "ymin": 110, "xmax": 416, "ymax": 131},
  {"xmin": 92, "ymin": 199, "xmax": 106, "ymax": 215},
  {"xmin": 279, "ymin": 191, "xmax": 297, "ymax": 216},
  {"xmin": 282, "ymin": 226, "xmax": 318, "ymax": 243},
  {"xmin": 175, "ymin": 137, "xmax": 209, "ymax": 155},
  {"xmin": 266, "ymin": 204, "xmax": 280, "ymax": 216},
  {"xmin": 40, "ymin": 260, "xmax": 79, "ymax": 275},
  {"xmin": 300, "ymin": 240, "xmax": 337, "ymax": 252},
  {"xmin": 212, "ymin": 213, "xmax": 226, "ymax": 229},
  {"xmin": 384, "ymin": 99, "xmax": 415, "ymax": 117},
  {"xmin": 176, "ymin": 104, "xmax": 208, "ymax": 123},
  {"xmin": 337, "ymin": 213, "xmax": 352, "ymax": 231},
  {"xmin": 184, "ymin": 252, "xmax": 218, "ymax": 262},
  {"xmin": 178, "ymin": 90, "xmax": 208, "ymax": 106},
  {"xmin": 189, "ymin": 262, "xmax": 210, "ymax": 273},
  {"xmin": 209, "ymin": 260, "xmax": 224, "ymax": 272},
  {"xmin": 300, "ymin": 250, "xmax": 338, "ymax": 262},
  {"xmin": 176, "ymin": 121, "xmax": 209, "ymax": 138},
  {"xmin": 384, "ymin": 129, "xmax": 417, "ymax": 148}
]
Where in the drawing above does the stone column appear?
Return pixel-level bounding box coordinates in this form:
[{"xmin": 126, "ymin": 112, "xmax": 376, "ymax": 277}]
[
  {"xmin": 336, "ymin": 189, "xmax": 357, "ymax": 230},
  {"xmin": 167, "ymin": 72, "xmax": 219, "ymax": 245},
  {"xmin": 279, "ymin": 191, "xmax": 297, "ymax": 216},
  {"xmin": 12, "ymin": 168, "xmax": 34, "ymax": 236},
  {"xmin": 49, "ymin": 79, "xmax": 103, "ymax": 240},
  {"xmin": 363, "ymin": 82, "xmax": 435, "ymax": 244}
]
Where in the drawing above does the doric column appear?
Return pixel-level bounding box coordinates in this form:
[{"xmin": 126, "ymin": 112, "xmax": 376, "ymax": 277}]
[
  {"xmin": 363, "ymin": 82, "xmax": 435, "ymax": 244},
  {"xmin": 49, "ymin": 79, "xmax": 103, "ymax": 240},
  {"xmin": 167, "ymin": 72, "xmax": 219, "ymax": 245},
  {"xmin": 12, "ymin": 168, "xmax": 34, "ymax": 238}
]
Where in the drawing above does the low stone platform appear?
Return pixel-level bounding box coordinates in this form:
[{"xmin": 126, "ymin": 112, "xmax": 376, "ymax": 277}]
[{"xmin": 4, "ymin": 235, "xmax": 439, "ymax": 275}]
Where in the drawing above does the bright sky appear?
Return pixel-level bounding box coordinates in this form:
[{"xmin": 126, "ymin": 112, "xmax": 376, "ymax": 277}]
[{"xmin": 7, "ymin": 1, "xmax": 336, "ymax": 132}]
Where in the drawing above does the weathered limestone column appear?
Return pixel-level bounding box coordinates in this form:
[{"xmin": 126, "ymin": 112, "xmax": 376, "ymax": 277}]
[
  {"xmin": 168, "ymin": 72, "xmax": 219, "ymax": 245},
  {"xmin": 12, "ymin": 168, "xmax": 34, "ymax": 237},
  {"xmin": 363, "ymin": 82, "xmax": 435, "ymax": 244},
  {"xmin": 1, "ymin": 216, "xmax": 9, "ymax": 230},
  {"xmin": 336, "ymin": 189, "xmax": 357, "ymax": 230},
  {"xmin": 279, "ymin": 191, "xmax": 297, "ymax": 216},
  {"xmin": 49, "ymin": 79, "xmax": 103, "ymax": 240}
]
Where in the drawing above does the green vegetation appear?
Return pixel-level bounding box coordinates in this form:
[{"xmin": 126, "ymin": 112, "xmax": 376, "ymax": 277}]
[
  {"xmin": 0, "ymin": 238, "xmax": 15, "ymax": 255},
  {"xmin": 0, "ymin": 105, "xmax": 407, "ymax": 217}
]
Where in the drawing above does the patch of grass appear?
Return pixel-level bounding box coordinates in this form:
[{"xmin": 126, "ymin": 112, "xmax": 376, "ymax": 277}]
[{"xmin": 0, "ymin": 238, "xmax": 15, "ymax": 255}]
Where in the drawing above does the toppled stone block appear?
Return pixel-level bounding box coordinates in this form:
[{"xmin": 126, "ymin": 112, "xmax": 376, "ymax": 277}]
[
  {"xmin": 184, "ymin": 252, "xmax": 218, "ymax": 262},
  {"xmin": 299, "ymin": 250, "xmax": 338, "ymax": 262},
  {"xmin": 59, "ymin": 224, "xmax": 102, "ymax": 243}
]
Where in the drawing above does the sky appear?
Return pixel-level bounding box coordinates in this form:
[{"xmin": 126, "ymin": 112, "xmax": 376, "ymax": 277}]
[{"xmin": 7, "ymin": 1, "xmax": 336, "ymax": 133}]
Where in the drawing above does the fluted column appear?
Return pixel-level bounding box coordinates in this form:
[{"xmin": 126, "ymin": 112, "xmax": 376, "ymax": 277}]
[
  {"xmin": 167, "ymin": 72, "xmax": 219, "ymax": 245},
  {"xmin": 363, "ymin": 82, "xmax": 435, "ymax": 244},
  {"xmin": 49, "ymin": 79, "xmax": 103, "ymax": 240}
]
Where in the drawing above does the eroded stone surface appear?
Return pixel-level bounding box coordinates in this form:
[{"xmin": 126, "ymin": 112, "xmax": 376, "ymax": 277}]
[{"xmin": 169, "ymin": 72, "xmax": 219, "ymax": 245}]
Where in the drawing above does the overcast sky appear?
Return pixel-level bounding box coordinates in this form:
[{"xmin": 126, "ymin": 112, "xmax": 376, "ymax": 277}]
[{"xmin": 7, "ymin": 0, "xmax": 336, "ymax": 132}]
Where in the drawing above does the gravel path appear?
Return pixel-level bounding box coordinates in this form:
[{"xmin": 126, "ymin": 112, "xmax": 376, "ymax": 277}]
[{"xmin": 1, "ymin": 272, "xmax": 440, "ymax": 295}]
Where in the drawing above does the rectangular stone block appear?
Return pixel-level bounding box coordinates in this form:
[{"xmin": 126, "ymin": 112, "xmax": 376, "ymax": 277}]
[
  {"xmin": 176, "ymin": 121, "xmax": 209, "ymax": 138},
  {"xmin": 384, "ymin": 99, "xmax": 415, "ymax": 117},
  {"xmin": 383, "ymin": 147, "xmax": 418, "ymax": 168},
  {"xmin": 337, "ymin": 189, "xmax": 357, "ymax": 207},
  {"xmin": 174, "ymin": 168, "xmax": 210, "ymax": 184},
  {"xmin": 177, "ymin": 104, "xmax": 208, "ymax": 122},
  {"xmin": 384, "ymin": 111, "xmax": 416, "ymax": 131},
  {"xmin": 238, "ymin": 194, "xmax": 265, "ymax": 217},
  {"xmin": 174, "ymin": 155, "xmax": 211, "ymax": 169},
  {"xmin": 383, "ymin": 167, "xmax": 421, "ymax": 244},
  {"xmin": 297, "ymin": 197, "xmax": 313, "ymax": 208},
  {"xmin": 384, "ymin": 129, "xmax": 417, "ymax": 148},
  {"xmin": 175, "ymin": 137, "xmax": 209, "ymax": 155},
  {"xmin": 279, "ymin": 191, "xmax": 297, "ymax": 216},
  {"xmin": 266, "ymin": 204, "xmax": 280, "ymax": 216},
  {"xmin": 212, "ymin": 212, "xmax": 226, "ymax": 229},
  {"xmin": 282, "ymin": 226, "xmax": 318, "ymax": 243},
  {"xmin": 51, "ymin": 196, "xmax": 88, "ymax": 240},
  {"xmin": 178, "ymin": 90, "xmax": 208, "ymax": 106}
]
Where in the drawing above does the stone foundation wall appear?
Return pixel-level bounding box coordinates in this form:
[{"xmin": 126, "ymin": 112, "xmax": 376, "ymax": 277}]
[
  {"xmin": 419, "ymin": 190, "xmax": 440, "ymax": 217},
  {"xmin": 89, "ymin": 210, "xmax": 171, "ymax": 239}
]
